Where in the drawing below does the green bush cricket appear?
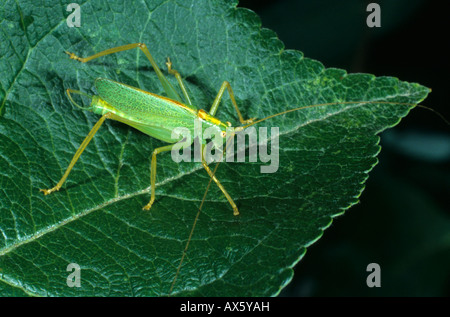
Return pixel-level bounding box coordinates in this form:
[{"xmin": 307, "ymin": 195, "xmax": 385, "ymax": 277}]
[
  {"xmin": 39, "ymin": 43, "xmax": 440, "ymax": 294},
  {"xmin": 40, "ymin": 43, "xmax": 256, "ymax": 216}
]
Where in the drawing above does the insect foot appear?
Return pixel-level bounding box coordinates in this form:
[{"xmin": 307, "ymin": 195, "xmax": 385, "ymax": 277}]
[
  {"xmin": 166, "ymin": 58, "xmax": 174, "ymax": 73},
  {"xmin": 242, "ymin": 117, "xmax": 257, "ymax": 125},
  {"xmin": 142, "ymin": 200, "xmax": 154, "ymax": 211},
  {"xmin": 65, "ymin": 51, "xmax": 84, "ymax": 62},
  {"xmin": 39, "ymin": 187, "xmax": 59, "ymax": 195}
]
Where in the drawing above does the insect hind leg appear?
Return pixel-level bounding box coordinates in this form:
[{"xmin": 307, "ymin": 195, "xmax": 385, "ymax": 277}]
[
  {"xmin": 65, "ymin": 43, "xmax": 183, "ymax": 103},
  {"xmin": 40, "ymin": 113, "xmax": 112, "ymax": 195}
]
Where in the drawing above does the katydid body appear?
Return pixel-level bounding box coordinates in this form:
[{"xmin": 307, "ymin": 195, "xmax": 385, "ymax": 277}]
[
  {"xmin": 40, "ymin": 43, "xmax": 253, "ymax": 215},
  {"xmin": 91, "ymin": 78, "xmax": 226, "ymax": 144}
]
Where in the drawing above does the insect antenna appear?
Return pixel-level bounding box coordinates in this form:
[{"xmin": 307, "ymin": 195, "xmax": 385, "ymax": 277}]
[{"xmin": 240, "ymin": 101, "xmax": 448, "ymax": 130}]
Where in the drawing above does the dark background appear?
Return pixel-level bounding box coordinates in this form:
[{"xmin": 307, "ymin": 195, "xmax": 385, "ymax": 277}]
[{"xmin": 238, "ymin": 0, "xmax": 449, "ymax": 296}]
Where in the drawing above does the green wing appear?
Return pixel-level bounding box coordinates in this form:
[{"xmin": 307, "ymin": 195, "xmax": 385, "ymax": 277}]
[{"xmin": 95, "ymin": 78, "xmax": 197, "ymax": 143}]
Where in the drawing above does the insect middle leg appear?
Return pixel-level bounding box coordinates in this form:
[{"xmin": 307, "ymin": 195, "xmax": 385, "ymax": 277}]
[
  {"xmin": 142, "ymin": 144, "xmax": 177, "ymax": 211},
  {"xmin": 165, "ymin": 57, "xmax": 192, "ymax": 106},
  {"xmin": 65, "ymin": 43, "xmax": 182, "ymax": 103}
]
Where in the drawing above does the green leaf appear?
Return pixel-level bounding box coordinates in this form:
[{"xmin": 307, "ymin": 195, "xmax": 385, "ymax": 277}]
[{"xmin": 0, "ymin": 0, "xmax": 429, "ymax": 296}]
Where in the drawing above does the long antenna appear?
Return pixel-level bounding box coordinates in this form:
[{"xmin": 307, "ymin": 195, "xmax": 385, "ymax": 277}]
[{"xmin": 241, "ymin": 101, "xmax": 449, "ymax": 129}]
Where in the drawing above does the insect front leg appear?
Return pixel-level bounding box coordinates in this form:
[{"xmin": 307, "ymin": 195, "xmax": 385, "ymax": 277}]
[
  {"xmin": 40, "ymin": 112, "xmax": 111, "ymax": 195},
  {"xmin": 142, "ymin": 144, "xmax": 177, "ymax": 211},
  {"xmin": 200, "ymin": 144, "xmax": 239, "ymax": 216},
  {"xmin": 208, "ymin": 81, "xmax": 256, "ymax": 125}
]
